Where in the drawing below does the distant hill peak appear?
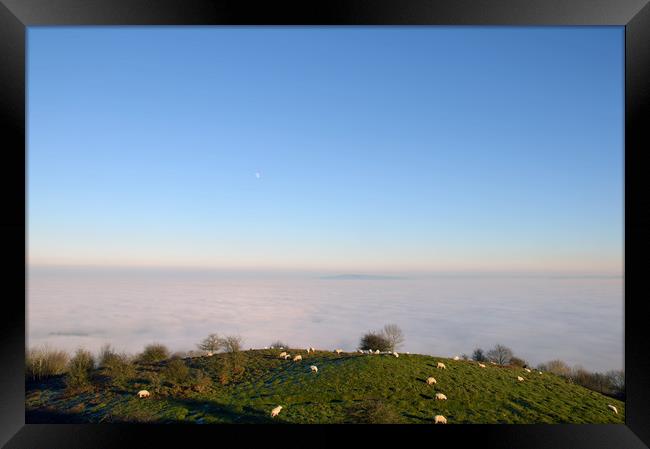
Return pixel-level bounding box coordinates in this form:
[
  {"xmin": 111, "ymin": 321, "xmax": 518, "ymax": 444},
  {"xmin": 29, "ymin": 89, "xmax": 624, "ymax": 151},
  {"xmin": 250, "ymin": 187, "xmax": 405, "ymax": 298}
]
[{"xmin": 320, "ymin": 274, "xmax": 405, "ymax": 280}]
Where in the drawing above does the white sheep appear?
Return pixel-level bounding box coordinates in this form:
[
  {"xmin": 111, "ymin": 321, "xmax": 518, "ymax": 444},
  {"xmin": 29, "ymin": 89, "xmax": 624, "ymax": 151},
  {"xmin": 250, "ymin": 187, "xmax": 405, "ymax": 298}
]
[
  {"xmin": 478, "ymin": 363, "xmax": 486, "ymax": 368},
  {"xmin": 453, "ymin": 356, "xmax": 460, "ymax": 361},
  {"xmin": 405, "ymin": 351, "xmax": 410, "ymax": 355},
  {"xmin": 310, "ymin": 365, "xmax": 318, "ymax": 373},
  {"xmin": 434, "ymin": 415, "xmax": 447, "ymax": 424},
  {"xmin": 538, "ymin": 371, "xmax": 543, "ymax": 375},
  {"xmin": 435, "ymin": 393, "xmax": 447, "ymax": 401},
  {"xmin": 271, "ymin": 405, "xmax": 283, "ymax": 417},
  {"xmin": 283, "ymin": 354, "xmax": 291, "ymax": 360},
  {"xmin": 392, "ymin": 352, "xmax": 399, "ymax": 358},
  {"xmin": 437, "ymin": 362, "xmax": 446, "ymax": 369},
  {"xmin": 335, "ymin": 349, "xmax": 343, "ymax": 355},
  {"xmin": 517, "ymin": 376, "xmax": 525, "ymax": 382},
  {"xmin": 309, "ymin": 347, "xmax": 316, "ymax": 353},
  {"xmin": 206, "ymin": 351, "xmax": 213, "ymax": 357},
  {"xmin": 137, "ymin": 390, "xmax": 150, "ymax": 398},
  {"xmin": 293, "ymin": 355, "xmax": 302, "ymax": 362},
  {"xmin": 375, "ymin": 350, "xmax": 380, "ymax": 354},
  {"xmin": 490, "ymin": 361, "xmax": 497, "ymax": 365},
  {"xmin": 426, "ymin": 377, "xmax": 437, "ymax": 385},
  {"xmin": 525, "ymin": 368, "xmax": 532, "ymax": 373},
  {"xmin": 278, "ymin": 351, "xmax": 288, "ymax": 358},
  {"xmin": 607, "ymin": 404, "xmax": 618, "ymax": 414}
]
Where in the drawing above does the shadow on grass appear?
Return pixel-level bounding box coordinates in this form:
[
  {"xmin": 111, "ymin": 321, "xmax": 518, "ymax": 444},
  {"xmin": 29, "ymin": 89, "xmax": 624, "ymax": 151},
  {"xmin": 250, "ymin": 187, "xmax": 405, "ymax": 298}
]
[
  {"xmin": 165, "ymin": 397, "xmax": 282, "ymax": 424},
  {"xmin": 26, "ymin": 408, "xmax": 89, "ymax": 423},
  {"xmin": 402, "ymin": 413, "xmax": 431, "ymax": 423}
]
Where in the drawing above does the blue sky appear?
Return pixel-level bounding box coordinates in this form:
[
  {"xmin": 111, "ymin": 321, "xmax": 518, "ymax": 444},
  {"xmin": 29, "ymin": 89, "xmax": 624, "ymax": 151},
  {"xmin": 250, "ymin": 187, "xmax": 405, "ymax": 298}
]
[{"xmin": 27, "ymin": 27, "xmax": 624, "ymax": 273}]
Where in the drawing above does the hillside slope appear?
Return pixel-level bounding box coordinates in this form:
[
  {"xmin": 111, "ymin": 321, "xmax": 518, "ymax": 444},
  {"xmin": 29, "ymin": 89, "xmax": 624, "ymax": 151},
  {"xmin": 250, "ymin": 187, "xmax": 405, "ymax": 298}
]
[{"xmin": 26, "ymin": 349, "xmax": 625, "ymax": 424}]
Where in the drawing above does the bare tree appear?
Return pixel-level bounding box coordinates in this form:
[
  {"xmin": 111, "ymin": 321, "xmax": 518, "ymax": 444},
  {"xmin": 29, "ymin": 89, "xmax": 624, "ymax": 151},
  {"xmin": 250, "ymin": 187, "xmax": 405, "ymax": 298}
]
[
  {"xmin": 269, "ymin": 341, "xmax": 288, "ymax": 349},
  {"xmin": 222, "ymin": 335, "xmax": 245, "ymax": 377},
  {"xmin": 359, "ymin": 332, "xmax": 392, "ymax": 352},
  {"xmin": 486, "ymin": 344, "xmax": 513, "ymax": 365},
  {"xmin": 541, "ymin": 359, "xmax": 572, "ymax": 377},
  {"xmin": 197, "ymin": 333, "xmax": 223, "ymax": 353},
  {"xmin": 606, "ymin": 370, "xmax": 625, "ymax": 395},
  {"xmin": 222, "ymin": 335, "xmax": 243, "ymax": 353},
  {"xmin": 382, "ymin": 324, "xmax": 405, "ymax": 351},
  {"xmin": 472, "ymin": 348, "xmax": 486, "ymax": 362}
]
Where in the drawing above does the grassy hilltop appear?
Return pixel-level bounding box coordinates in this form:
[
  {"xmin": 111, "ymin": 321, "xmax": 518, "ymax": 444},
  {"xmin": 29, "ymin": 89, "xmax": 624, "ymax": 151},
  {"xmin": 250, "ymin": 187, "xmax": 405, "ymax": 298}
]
[{"xmin": 26, "ymin": 348, "xmax": 624, "ymax": 424}]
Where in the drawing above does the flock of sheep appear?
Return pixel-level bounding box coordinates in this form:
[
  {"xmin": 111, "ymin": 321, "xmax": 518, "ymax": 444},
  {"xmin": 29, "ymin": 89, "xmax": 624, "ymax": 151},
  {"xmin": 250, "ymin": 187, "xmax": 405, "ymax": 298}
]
[{"xmin": 133, "ymin": 347, "xmax": 621, "ymax": 423}]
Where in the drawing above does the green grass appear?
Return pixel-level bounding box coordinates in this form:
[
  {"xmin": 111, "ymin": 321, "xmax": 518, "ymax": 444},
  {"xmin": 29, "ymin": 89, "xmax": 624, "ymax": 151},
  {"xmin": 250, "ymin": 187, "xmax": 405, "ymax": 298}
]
[{"xmin": 25, "ymin": 349, "xmax": 625, "ymax": 424}]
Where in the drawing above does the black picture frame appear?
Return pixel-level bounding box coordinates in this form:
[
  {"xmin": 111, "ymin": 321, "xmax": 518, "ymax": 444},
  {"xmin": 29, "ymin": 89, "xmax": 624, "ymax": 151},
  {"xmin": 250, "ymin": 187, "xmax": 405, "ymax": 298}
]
[{"xmin": 1, "ymin": 1, "xmax": 649, "ymax": 447}]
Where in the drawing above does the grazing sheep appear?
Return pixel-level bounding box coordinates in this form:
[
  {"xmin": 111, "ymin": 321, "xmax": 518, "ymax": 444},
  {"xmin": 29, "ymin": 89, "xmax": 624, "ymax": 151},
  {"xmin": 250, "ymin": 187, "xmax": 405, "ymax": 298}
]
[
  {"xmin": 435, "ymin": 393, "xmax": 447, "ymax": 401},
  {"xmin": 434, "ymin": 415, "xmax": 447, "ymax": 424},
  {"xmin": 607, "ymin": 404, "xmax": 618, "ymax": 414},
  {"xmin": 206, "ymin": 351, "xmax": 213, "ymax": 357},
  {"xmin": 293, "ymin": 355, "xmax": 303, "ymax": 362},
  {"xmin": 406, "ymin": 352, "xmax": 410, "ymax": 355},
  {"xmin": 375, "ymin": 350, "xmax": 380, "ymax": 354},
  {"xmin": 490, "ymin": 361, "xmax": 496, "ymax": 365},
  {"xmin": 271, "ymin": 405, "xmax": 283, "ymax": 417},
  {"xmin": 137, "ymin": 390, "xmax": 150, "ymax": 398},
  {"xmin": 335, "ymin": 349, "xmax": 343, "ymax": 355},
  {"xmin": 437, "ymin": 362, "xmax": 446, "ymax": 370},
  {"xmin": 283, "ymin": 354, "xmax": 291, "ymax": 360},
  {"xmin": 310, "ymin": 365, "xmax": 318, "ymax": 373},
  {"xmin": 517, "ymin": 376, "xmax": 525, "ymax": 382},
  {"xmin": 264, "ymin": 346, "xmax": 269, "ymax": 349},
  {"xmin": 538, "ymin": 371, "xmax": 543, "ymax": 375},
  {"xmin": 478, "ymin": 363, "xmax": 486, "ymax": 368},
  {"xmin": 426, "ymin": 377, "xmax": 437, "ymax": 385},
  {"xmin": 525, "ymin": 368, "xmax": 532, "ymax": 373},
  {"xmin": 392, "ymin": 352, "xmax": 399, "ymax": 358},
  {"xmin": 309, "ymin": 347, "xmax": 316, "ymax": 353},
  {"xmin": 279, "ymin": 352, "xmax": 288, "ymax": 358},
  {"xmin": 453, "ymin": 356, "xmax": 460, "ymax": 361}
]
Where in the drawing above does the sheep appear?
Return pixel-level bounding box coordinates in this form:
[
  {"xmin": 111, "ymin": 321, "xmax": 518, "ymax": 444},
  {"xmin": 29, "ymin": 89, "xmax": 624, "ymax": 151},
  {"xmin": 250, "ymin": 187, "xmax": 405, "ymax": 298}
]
[
  {"xmin": 206, "ymin": 351, "xmax": 213, "ymax": 357},
  {"xmin": 271, "ymin": 405, "xmax": 283, "ymax": 418},
  {"xmin": 283, "ymin": 354, "xmax": 291, "ymax": 360},
  {"xmin": 293, "ymin": 355, "xmax": 302, "ymax": 362},
  {"xmin": 392, "ymin": 352, "xmax": 399, "ymax": 358},
  {"xmin": 309, "ymin": 347, "xmax": 316, "ymax": 353},
  {"xmin": 310, "ymin": 365, "xmax": 318, "ymax": 373},
  {"xmin": 405, "ymin": 351, "xmax": 410, "ymax": 355},
  {"xmin": 607, "ymin": 404, "xmax": 618, "ymax": 414},
  {"xmin": 478, "ymin": 363, "xmax": 486, "ymax": 368},
  {"xmin": 525, "ymin": 368, "xmax": 532, "ymax": 373},
  {"xmin": 453, "ymin": 356, "xmax": 460, "ymax": 361},
  {"xmin": 278, "ymin": 352, "xmax": 288, "ymax": 358},
  {"xmin": 375, "ymin": 350, "xmax": 380, "ymax": 354},
  {"xmin": 490, "ymin": 361, "xmax": 497, "ymax": 365},
  {"xmin": 426, "ymin": 377, "xmax": 437, "ymax": 385},
  {"xmin": 137, "ymin": 390, "xmax": 150, "ymax": 398},
  {"xmin": 434, "ymin": 415, "xmax": 447, "ymax": 424},
  {"xmin": 435, "ymin": 393, "xmax": 448, "ymax": 401},
  {"xmin": 437, "ymin": 362, "xmax": 446, "ymax": 370},
  {"xmin": 538, "ymin": 371, "xmax": 543, "ymax": 375},
  {"xmin": 517, "ymin": 376, "xmax": 525, "ymax": 382},
  {"xmin": 335, "ymin": 349, "xmax": 343, "ymax": 355}
]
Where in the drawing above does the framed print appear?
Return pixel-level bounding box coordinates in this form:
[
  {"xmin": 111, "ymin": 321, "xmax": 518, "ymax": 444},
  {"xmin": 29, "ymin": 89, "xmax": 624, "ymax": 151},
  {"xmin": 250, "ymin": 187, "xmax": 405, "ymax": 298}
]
[{"xmin": 1, "ymin": 0, "xmax": 649, "ymax": 447}]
